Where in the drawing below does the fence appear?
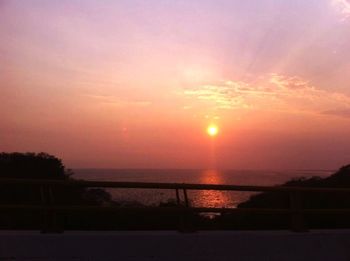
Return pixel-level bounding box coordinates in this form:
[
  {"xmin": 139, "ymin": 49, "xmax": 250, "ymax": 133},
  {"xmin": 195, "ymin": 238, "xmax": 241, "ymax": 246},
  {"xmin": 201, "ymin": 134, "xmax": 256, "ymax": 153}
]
[{"xmin": 1, "ymin": 178, "xmax": 350, "ymax": 233}]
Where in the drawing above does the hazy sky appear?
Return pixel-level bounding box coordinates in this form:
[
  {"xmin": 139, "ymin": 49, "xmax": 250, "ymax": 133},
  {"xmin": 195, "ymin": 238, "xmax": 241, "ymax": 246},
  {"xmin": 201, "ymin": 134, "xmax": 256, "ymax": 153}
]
[{"xmin": 1, "ymin": 0, "xmax": 350, "ymax": 169}]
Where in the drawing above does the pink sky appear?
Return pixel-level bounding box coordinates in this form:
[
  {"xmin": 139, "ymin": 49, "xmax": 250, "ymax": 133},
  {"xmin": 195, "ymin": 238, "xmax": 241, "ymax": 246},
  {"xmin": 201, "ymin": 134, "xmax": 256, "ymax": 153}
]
[{"xmin": 1, "ymin": 0, "xmax": 350, "ymax": 169}]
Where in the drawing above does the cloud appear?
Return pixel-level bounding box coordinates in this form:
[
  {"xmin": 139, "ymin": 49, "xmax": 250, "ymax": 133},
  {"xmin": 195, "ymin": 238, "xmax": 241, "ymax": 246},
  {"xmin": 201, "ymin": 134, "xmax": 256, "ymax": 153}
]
[
  {"xmin": 84, "ymin": 94, "xmax": 151, "ymax": 107},
  {"xmin": 332, "ymin": 0, "xmax": 350, "ymax": 19},
  {"xmin": 269, "ymin": 74, "xmax": 309, "ymax": 90},
  {"xmin": 322, "ymin": 108, "xmax": 350, "ymax": 118},
  {"xmin": 183, "ymin": 73, "xmax": 350, "ymax": 117},
  {"xmin": 183, "ymin": 79, "xmax": 279, "ymax": 110}
]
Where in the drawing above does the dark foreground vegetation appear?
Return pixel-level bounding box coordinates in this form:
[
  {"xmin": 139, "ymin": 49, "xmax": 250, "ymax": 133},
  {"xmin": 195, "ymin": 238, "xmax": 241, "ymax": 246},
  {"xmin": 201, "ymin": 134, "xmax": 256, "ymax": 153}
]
[
  {"xmin": 232, "ymin": 164, "xmax": 350, "ymax": 230},
  {"xmin": 0, "ymin": 152, "xmax": 201, "ymax": 231},
  {"xmin": 1, "ymin": 152, "xmax": 350, "ymax": 231}
]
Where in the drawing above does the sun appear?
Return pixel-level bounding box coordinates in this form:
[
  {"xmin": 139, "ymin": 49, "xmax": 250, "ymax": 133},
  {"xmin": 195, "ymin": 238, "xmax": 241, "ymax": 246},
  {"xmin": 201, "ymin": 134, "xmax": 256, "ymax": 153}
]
[{"xmin": 207, "ymin": 125, "xmax": 219, "ymax": 137}]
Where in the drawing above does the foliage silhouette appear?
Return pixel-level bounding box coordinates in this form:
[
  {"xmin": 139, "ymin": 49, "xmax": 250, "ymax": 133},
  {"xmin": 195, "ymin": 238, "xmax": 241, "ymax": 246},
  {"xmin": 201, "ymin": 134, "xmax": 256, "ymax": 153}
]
[
  {"xmin": 0, "ymin": 152, "xmax": 200, "ymax": 231},
  {"xmin": 217, "ymin": 165, "xmax": 350, "ymax": 229},
  {"xmin": 0, "ymin": 152, "xmax": 71, "ymax": 179},
  {"xmin": 0, "ymin": 153, "xmax": 116, "ymax": 230}
]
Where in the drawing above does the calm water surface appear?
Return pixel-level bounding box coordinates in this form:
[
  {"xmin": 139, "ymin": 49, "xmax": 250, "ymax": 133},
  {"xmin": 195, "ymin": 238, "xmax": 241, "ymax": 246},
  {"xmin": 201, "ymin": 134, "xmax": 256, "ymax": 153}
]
[{"xmin": 73, "ymin": 169, "xmax": 332, "ymax": 208}]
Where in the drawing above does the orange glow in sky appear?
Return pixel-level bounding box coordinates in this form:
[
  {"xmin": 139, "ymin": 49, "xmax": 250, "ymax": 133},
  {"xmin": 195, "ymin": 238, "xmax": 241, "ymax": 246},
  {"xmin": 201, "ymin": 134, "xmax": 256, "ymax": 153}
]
[{"xmin": 2, "ymin": 1, "xmax": 350, "ymax": 170}]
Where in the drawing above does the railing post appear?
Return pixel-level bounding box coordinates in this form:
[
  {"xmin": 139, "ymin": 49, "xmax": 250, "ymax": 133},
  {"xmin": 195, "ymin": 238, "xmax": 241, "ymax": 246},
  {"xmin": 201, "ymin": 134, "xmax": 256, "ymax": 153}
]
[
  {"xmin": 289, "ymin": 191, "xmax": 307, "ymax": 232},
  {"xmin": 183, "ymin": 189, "xmax": 190, "ymax": 208},
  {"xmin": 40, "ymin": 185, "xmax": 48, "ymax": 232},
  {"xmin": 177, "ymin": 189, "xmax": 196, "ymax": 233},
  {"xmin": 40, "ymin": 185, "xmax": 62, "ymax": 233},
  {"xmin": 175, "ymin": 189, "xmax": 181, "ymax": 205}
]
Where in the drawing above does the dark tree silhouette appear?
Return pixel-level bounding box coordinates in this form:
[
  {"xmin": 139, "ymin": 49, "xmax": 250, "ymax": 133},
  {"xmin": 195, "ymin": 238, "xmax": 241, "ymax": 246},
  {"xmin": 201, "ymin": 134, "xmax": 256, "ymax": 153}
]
[
  {"xmin": 0, "ymin": 152, "xmax": 111, "ymax": 205},
  {"xmin": 0, "ymin": 152, "xmax": 71, "ymax": 179},
  {"xmin": 223, "ymin": 164, "xmax": 350, "ymax": 229},
  {"xmin": 0, "ymin": 152, "xmax": 195, "ymax": 231},
  {"xmin": 0, "ymin": 152, "xmax": 113, "ymax": 230}
]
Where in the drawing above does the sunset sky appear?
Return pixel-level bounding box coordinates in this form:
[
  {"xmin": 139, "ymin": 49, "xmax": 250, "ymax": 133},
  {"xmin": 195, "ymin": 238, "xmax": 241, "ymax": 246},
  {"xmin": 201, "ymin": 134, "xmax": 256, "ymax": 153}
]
[{"xmin": 1, "ymin": 0, "xmax": 350, "ymax": 170}]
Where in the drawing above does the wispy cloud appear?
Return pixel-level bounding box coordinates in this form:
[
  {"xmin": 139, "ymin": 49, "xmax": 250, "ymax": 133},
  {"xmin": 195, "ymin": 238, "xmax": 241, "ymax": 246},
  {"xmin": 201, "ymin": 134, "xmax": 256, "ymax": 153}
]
[
  {"xmin": 332, "ymin": 0, "xmax": 350, "ymax": 20},
  {"xmin": 183, "ymin": 80, "xmax": 278, "ymax": 110},
  {"xmin": 84, "ymin": 94, "xmax": 151, "ymax": 107},
  {"xmin": 269, "ymin": 74, "xmax": 309, "ymax": 90},
  {"xmin": 183, "ymin": 73, "xmax": 350, "ymax": 117},
  {"xmin": 322, "ymin": 108, "xmax": 350, "ymax": 118}
]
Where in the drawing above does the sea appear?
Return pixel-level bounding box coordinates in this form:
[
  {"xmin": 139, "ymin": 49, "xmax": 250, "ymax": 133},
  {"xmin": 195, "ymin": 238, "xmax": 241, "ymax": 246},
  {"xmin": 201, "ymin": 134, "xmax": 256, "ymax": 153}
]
[{"xmin": 73, "ymin": 169, "xmax": 333, "ymax": 209}]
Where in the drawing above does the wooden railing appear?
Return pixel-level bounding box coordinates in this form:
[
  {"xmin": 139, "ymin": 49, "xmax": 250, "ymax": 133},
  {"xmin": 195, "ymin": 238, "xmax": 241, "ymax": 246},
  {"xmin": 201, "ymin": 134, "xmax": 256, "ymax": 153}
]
[{"xmin": 1, "ymin": 178, "xmax": 350, "ymax": 233}]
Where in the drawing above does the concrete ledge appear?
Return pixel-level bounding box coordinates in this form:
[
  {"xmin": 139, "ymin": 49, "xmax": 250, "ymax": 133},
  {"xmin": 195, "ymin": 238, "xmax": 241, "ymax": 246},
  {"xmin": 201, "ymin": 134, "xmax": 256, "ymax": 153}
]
[{"xmin": 1, "ymin": 230, "xmax": 350, "ymax": 260}]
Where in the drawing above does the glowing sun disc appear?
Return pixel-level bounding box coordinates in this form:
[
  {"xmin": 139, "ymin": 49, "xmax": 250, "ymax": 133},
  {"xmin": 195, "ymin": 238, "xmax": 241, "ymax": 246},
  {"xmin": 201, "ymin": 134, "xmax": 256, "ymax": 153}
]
[{"xmin": 207, "ymin": 125, "xmax": 219, "ymax": 136}]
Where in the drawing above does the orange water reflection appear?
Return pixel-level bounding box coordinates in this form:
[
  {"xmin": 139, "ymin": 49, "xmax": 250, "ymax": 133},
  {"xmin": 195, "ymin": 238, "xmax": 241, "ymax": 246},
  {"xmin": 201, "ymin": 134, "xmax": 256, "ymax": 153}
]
[{"xmin": 193, "ymin": 170, "xmax": 235, "ymax": 208}]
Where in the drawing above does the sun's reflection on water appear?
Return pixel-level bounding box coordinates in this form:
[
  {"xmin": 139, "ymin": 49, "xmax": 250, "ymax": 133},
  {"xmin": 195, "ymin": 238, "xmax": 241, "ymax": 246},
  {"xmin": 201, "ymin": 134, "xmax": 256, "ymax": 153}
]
[{"xmin": 192, "ymin": 169, "xmax": 236, "ymax": 209}]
